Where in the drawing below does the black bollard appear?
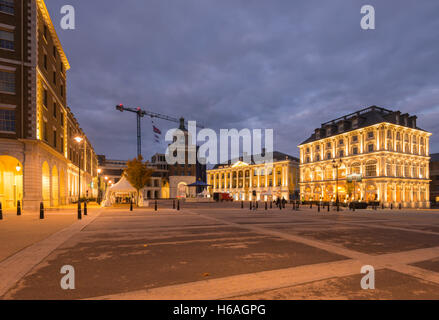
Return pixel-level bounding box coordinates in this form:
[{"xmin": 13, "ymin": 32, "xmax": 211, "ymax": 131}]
[
  {"xmin": 250, "ymin": 201, "xmax": 252, "ymax": 210},
  {"xmin": 353, "ymin": 203, "xmax": 356, "ymax": 212},
  {"xmin": 155, "ymin": 200, "xmax": 158, "ymax": 211},
  {"xmin": 382, "ymin": 203, "xmax": 384, "ymax": 210},
  {"xmin": 40, "ymin": 202, "xmax": 45, "ymax": 220},
  {"xmin": 84, "ymin": 201, "xmax": 87, "ymax": 216},
  {"xmin": 337, "ymin": 203, "xmax": 340, "ymax": 212},
  {"xmin": 241, "ymin": 201, "xmax": 244, "ymax": 209},
  {"xmin": 328, "ymin": 203, "xmax": 330, "ymax": 212},
  {"xmin": 17, "ymin": 200, "xmax": 21, "ymax": 216},
  {"xmin": 292, "ymin": 201, "xmax": 295, "ymax": 211},
  {"xmin": 130, "ymin": 198, "xmax": 133, "ymax": 211},
  {"xmin": 310, "ymin": 202, "xmax": 312, "ymax": 209},
  {"xmin": 399, "ymin": 203, "xmax": 402, "ymax": 210},
  {"xmin": 318, "ymin": 203, "xmax": 320, "ymax": 212},
  {"xmin": 390, "ymin": 203, "xmax": 393, "ymax": 210},
  {"xmin": 265, "ymin": 201, "xmax": 267, "ymax": 210},
  {"xmin": 77, "ymin": 201, "xmax": 82, "ymax": 220},
  {"xmin": 270, "ymin": 201, "xmax": 272, "ymax": 209},
  {"xmin": 0, "ymin": 202, "xmax": 3, "ymax": 220},
  {"xmin": 173, "ymin": 200, "xmax": 176, "ymax": 209},
  {"xmin": 177, "ymin": 200, "xmax": 180, "ymax": 211},
  {"xmin": 256, "ymin": 202, "xmax": 258, "ymax": 209}
]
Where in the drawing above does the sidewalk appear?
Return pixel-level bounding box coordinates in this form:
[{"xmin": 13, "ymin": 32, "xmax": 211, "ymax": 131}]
[{"xmin": 0, "ymin": 207, "xmax": 101, "ymax": 263}]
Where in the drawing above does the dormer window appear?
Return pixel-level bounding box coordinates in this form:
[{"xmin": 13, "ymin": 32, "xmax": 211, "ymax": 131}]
[
  {"xmin": 368, "ymin": 132, "xmax": 374, "ymax": 139},
  {"xmin": 339, "ymin": 139, "xmax": 344, "ymax": 145},
  {"xmin": 327, "ymin": 142, "xmax": 331, "ymax": 148},
  {"xmin": 352, "ymin": 119, "xmax": 358, "ymax": 128},
  {"xmin": 306, "ymin": 147, "xmax": 310, "ymax": 153},
  {"xmin": 352, "ymin": 135, "xmax": 358, "ymax": 142}
]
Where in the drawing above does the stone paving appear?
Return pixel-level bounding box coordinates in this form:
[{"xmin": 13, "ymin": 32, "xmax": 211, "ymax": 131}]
[{"xmin": 2, "ymin": 202, "xmax": 439, "ymax": 299}]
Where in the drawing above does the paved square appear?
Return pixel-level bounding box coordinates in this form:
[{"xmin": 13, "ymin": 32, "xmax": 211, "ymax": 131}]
[{"xmin": 2, "ymin": 202, "xmax": 439, "ymax": 300}]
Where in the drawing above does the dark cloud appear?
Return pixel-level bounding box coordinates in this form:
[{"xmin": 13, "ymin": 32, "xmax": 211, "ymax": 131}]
[{"xmin": 46, "ymin": 0, "xmax": 439, "ymax": 160}]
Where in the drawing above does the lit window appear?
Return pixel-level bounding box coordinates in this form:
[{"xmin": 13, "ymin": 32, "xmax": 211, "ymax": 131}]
[
  {"xmin": 0, "ymin": 109, "xmax": 15, "ymax": 132},
  {"xmin": 0, "ymin": 29, "xmax": 14, "ymax": 50},
  {"xmin": 353, "ymin": 147, "xmax": 358, "ymax": 155},
  {"xmin": 0, "ymin": 70, "xmax": 15, "ymax": 93},
  {"xmin": 339, "ymin": 150, "xmax": 344, "ymax": 158},
  {"xmin": 0, "ymin": 0, "xmax": 14, "ymax": 14},
  {"xmin": 368, "ymin": 144, "xmax": 374, "ymax": 152},
  {"xmin": 326, "ymin": 152, "xmax": 331, "ymax": 160}
]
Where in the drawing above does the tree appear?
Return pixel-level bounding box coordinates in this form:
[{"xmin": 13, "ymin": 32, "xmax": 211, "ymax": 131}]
[{"xmin": 123, "ymin": 156, "xmax": 154, "ymax": 206}]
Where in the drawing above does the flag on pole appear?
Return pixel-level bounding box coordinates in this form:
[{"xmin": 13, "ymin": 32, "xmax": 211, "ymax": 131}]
[{"xmin": 151, "ymin": 118, "xmax": 161, "ymax": 144}]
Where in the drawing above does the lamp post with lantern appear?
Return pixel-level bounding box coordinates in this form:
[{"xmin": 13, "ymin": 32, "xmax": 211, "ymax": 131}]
[
  {"xmin": 74, "ymin": 136, "xmax": 83, "ymax": 219},
  {"xmin": 97, "ymin": 168, "xmax": 102, "ymax": 204},
  {"xmin": 332, "ymin": 159, "xmax": 342, "ymax": 212}
]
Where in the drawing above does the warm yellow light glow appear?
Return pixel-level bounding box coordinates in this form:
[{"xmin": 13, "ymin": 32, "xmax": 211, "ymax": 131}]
[
  {"xmin": 74, "ymin": 136, "xmax": 83, "ymax": 143},
  {"xmin": 105, "ymin": 176, "xmax": 108, "ymax": 180},
  {"xmin": 97, "ymin": 168, "xmax": 102, "ymax": 174},
  {"xmin": 16, "ymin": 164, "xmax": 21, "ymax": 172}
]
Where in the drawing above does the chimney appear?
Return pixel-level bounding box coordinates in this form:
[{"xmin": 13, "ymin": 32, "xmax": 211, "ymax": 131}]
[{"xmin": 179, "ymin": 117, "xmax": 186, "ymax": 130}]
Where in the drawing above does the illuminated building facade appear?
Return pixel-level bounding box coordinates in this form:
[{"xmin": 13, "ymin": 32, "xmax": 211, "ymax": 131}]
[
  {"xmin": 0, "ymin": 0, "xmax": 98, "ymax": 210},
  {"xmin": 207, "ymin": 151, "xmax": 299, "ymax": 201},
  {"xmin": 299, "ymin": 106, "xmax": 431, "ymax": 208}
]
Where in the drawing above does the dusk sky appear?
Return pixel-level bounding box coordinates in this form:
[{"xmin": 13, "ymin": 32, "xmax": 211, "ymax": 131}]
[{"xmin": 46, "ymin": 0, "xmax": 439, "ymax": 161}]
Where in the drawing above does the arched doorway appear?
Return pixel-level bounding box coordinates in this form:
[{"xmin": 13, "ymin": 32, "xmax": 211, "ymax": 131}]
[
  {"xmin": 42, "ymin": 161, "xmax": 50, "ymax": 207},
  {"xmin": 59, "ymin": 169, "xmax": 66, "ymax": 205},
  {"xmin": 0, "ymin": 156, "xmax": 23, "ymax": 209},
  {"xmin": 177, "ymin": 182, "xmax": 188, "ymax": 198},
  {"xmin": 52, "ymin": 165, "xmax": 59, "ymax": 207}
]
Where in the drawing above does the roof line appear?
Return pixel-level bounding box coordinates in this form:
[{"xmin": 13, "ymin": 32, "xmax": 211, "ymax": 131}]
[
  {"xmin": 321, "ymin": 106, "xmax": 392, "ymax": 126},
  {"xmin": 37, "ymin": 0, "xmax": 70, "ymax": 70}
]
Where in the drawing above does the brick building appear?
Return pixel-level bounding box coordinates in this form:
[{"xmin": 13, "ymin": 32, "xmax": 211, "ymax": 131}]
[{"xmin": 0, "ymin": 0, "xmax": 98, "ymax": 210}]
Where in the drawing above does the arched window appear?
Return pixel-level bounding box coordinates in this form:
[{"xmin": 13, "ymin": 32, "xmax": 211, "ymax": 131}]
[
  {"xmin": 315, "ymin": 167, "xmax": 323, "ymax": 181},
  {"xmin": 325, "ymin": 166, "xmax": 333, "ymax": 180},
  {"xmin": 351, "ymin": 162, "xmax": 361, "ymax": 174},
  {"xmin": 365, "ymin": 160, "xmax": 377, "ymax": 177}
]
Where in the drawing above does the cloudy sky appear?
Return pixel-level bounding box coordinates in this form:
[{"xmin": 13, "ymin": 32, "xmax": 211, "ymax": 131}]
[{"xmin": 46, "ymin": 0, "xmax": 439, "ymax": 161}]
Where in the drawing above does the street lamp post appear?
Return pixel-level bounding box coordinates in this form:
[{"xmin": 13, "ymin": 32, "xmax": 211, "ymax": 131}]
[
  {"xmin": 74, "ymin": 136, "xmax": 83, "ymax": 219},
  {"xmin": 332, "ymin": 159, "xmax": 342, "ymax": 212},
  {"xmin": 97, "ymin": 168, "xmax": 102, "ymax": 204}
]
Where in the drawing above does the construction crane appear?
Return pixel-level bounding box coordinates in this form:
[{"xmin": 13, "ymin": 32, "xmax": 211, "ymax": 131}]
[{"xmin": 115, "ymin": 104, "xmax": 203, "ymax": 158}]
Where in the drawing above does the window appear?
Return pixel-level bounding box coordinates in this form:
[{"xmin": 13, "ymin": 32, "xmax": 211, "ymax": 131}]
[
  {"xmin": 53, "ymin": 45, "xmax": 57, "ymax": 58},
  {"xmin": 327, "ymin": 142, "xmax": 331, "ymax": 148},
  {"xmin": 53, "ymin": 129, "xmax": 57, "ymax": 148},
  {"xmin": 352, "ymin": 135, "xmax": 358, "ymax": 142},
  {"xmin": 43, "ymin": 121, "xmax": 48, "ymax": 141},
  {"xmin": 368, "ymin": 144, "xmax": 374, "ymax": 152},
  {"xmin": 0, "ymin": 109, "xmax": 15, "ymax": 132},
  {"xmin": 368, "ymin": 131, "xmax": 374, "ymax": 139},
  {"xmin": 44, "ymin": 54, "xmax": 47, "ymax": 69},
  {"xmin": 53, "ymin": 102, "xmax": 57, "ymax": 118},
  {"xmin": 306, "ymin": 147, "xmax": 310, "ymax": 153},
  {"xmin": 353, "ymin": 147, "xmax": 358, "ymax": 155},
  {"xmin": 339, "ymin": 139, "xmax": 344, "ymax": 145},
  {"xmin": 60, "ymin": 62, "xmax": 63, "ymax": 73},
  {"xmin": 60, "ymin": 84, "xmax": 64, "ymax": 97},
  {"xmin": 60, "ymin": 137, "xmax": 64, "ymax": 152},
  {"xmin": 306, "ymin": 156, "xmax": 310, "ymax": 163},
  {"xmin": 43, "ymin": 25, "xmax": 48, "ymax": 40},
  {"xmin": 326, "ymin": 152, "xmax": 331, "ymax": 160},
  {"xmin": 53, "ymin": 71, "xmax": 56, "ymax": 84},
  {"xmin": 387, "ymin": 130, "xmax": 392, "ymax": 139},
  {"xmin": 339, "ymin": 150, "xmax": 344, "ymax": 158},
  {"xmin": 0, "ymin": 0, "xmax": 14, "ymax": 14},
  {"xmin": 316, "ymin": 154, "xmax": 320, "ymax": 161},
  {"xmin": 43, "ymin": 89, "xmax": 48, "ymax": 106},
  {"xmin": 0, "ymin": 30, "xmax": 14, "ymax": 50},
  {"xmin": 316, "ymin": 145, "xmax": 320, "ymax": 151},
  {"xmin": 0, "ymin": 70, "xmax": 15, "ymax": 93},
  {"xmin": 365, "ymin": 161, "xmax": 377, "ymax": 177}
]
